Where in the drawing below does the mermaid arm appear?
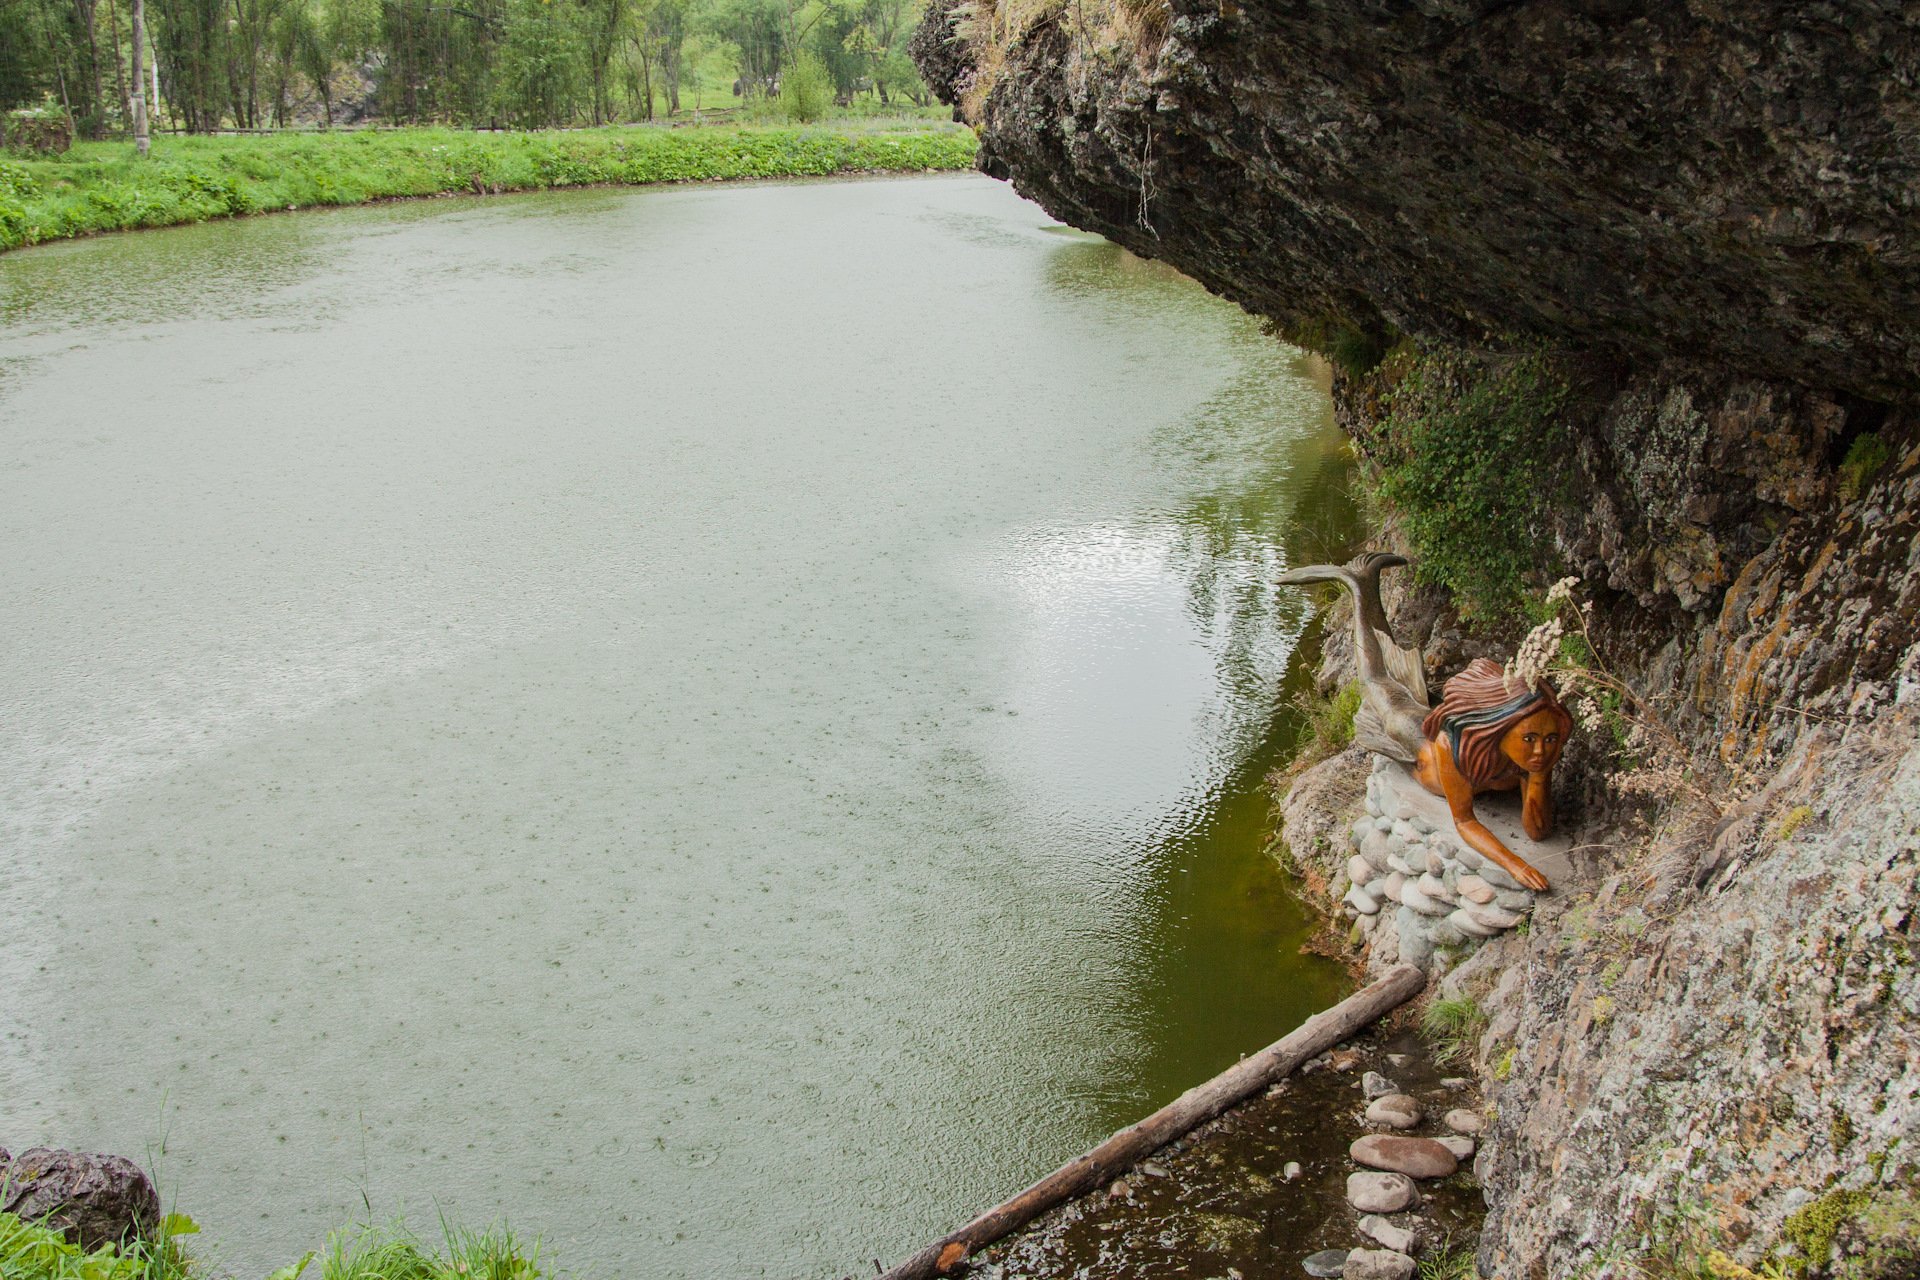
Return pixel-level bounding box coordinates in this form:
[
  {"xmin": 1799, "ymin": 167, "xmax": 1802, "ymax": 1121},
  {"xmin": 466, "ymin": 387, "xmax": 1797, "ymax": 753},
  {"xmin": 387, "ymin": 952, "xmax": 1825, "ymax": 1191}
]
[
  {"xmin": 1521, "ymin": 769, "xmax": 1554, "ymax": 841},
  {"xmin": 1431, "ymin": 738, "xmax": 1551, "ymax": 891}
]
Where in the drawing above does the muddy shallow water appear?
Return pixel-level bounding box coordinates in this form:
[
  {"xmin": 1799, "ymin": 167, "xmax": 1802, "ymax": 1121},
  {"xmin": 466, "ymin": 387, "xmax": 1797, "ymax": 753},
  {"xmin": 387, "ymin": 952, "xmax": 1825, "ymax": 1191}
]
[
  {"xmin": 1, "ymin": 174, "xmax": 1355, "ymax": 1277},
  {"xmin": 974, "ymin": 1024, "xmax": 1486, "ymax": 1279}
]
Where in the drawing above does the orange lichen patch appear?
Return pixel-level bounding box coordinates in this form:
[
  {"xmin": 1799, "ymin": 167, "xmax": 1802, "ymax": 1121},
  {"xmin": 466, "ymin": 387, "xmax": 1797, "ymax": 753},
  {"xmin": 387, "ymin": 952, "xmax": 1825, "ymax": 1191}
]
[{"xmin": 937, "ymin": 1240, "xmax": 969, "ymax": 1272}]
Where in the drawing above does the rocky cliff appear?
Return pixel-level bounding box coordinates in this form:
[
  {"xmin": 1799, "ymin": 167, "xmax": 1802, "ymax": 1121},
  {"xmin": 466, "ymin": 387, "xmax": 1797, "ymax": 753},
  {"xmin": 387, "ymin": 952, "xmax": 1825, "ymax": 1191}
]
[{"xmin": 916, "ymin": 4, "xmax": 1919, "ymax": 1275}]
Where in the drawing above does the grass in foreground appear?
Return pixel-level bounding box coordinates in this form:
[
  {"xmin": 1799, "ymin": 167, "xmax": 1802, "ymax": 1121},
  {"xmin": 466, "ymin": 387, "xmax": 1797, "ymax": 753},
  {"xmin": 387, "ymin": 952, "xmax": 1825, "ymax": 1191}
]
[
  {"xmin": 0, "ymin": 123, "xmax": 979, "ymax": 252},
  {"xmin": 0, "ymin": 1211, "xmax": 544, "ymax": 1280}
]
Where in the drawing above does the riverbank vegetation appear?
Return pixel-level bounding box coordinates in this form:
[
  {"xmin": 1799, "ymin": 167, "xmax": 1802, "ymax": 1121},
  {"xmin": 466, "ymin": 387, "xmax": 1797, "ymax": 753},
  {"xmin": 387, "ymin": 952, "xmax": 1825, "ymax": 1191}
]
[
  {"xmin": 1345, "ymin": 344, "xmax": 1575, "ymax": 619},
  {"xmin": 0, "ymin": 0, "xmax": 935, "ymax": 140},
  {"xmin": 0, "ymin": 1210, "xmax": 546, "ymax": 1280},
  {"xmin": 0, "ymin": 121, "xmax": 976, "ymax": 249}
]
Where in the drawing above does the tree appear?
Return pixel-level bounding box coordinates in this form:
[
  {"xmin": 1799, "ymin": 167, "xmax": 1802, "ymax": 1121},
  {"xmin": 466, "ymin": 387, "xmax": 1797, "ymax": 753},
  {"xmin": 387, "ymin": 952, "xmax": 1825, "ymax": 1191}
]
[
  {"xmin": 702, "ymin": 0, "xmax": 780, "ymax": 99},
  {"xmin": 492, "ymin": 0, "xmax": 583, "ymax": 127},
  {"xmin": 129, "ymin": 0, "xmax": 147, "ymax": 149}
]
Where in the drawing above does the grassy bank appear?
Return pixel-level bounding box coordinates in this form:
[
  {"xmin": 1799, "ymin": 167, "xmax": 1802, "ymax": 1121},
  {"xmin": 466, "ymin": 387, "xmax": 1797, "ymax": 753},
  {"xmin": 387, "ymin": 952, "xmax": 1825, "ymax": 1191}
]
[
  {"xmin": 0, "ymin": 122, "xmax": 979, "ymax": 252},
  {"xmin": 2, "ymin": 1208, "xmax": 545, "ymax": 1280}
]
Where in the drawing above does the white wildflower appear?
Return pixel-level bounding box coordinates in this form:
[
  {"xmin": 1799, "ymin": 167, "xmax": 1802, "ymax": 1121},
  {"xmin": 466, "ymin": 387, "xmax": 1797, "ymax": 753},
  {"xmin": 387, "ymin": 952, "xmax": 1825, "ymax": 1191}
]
[
  {"xmin": 1546, "ymin": 576, "xmax": 1581, "ymax": 608},
  {"xmin": 1573, "ymin": 693, "xmax": 1606, "ymax": 734},
  {"xmin": 1506, "ymin": 616, "xmax": 1564, "ymax": 688}
]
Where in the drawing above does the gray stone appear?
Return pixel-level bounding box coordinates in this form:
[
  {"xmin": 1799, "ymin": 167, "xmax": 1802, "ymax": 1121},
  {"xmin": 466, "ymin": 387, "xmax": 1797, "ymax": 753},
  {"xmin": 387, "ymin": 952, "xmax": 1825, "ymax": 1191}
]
[
  {"xmin": 1302, "ymin": 1248, "xmax": 1349, "ymax": 1278},
  {"xmin": 1444, "ymin": 1108, "xmax": 1485, "ymax": 1134},
  {"xmin": 1476, "ymin": 860, "xmax": 1524, "ymax": 891},
  {"xmin": 1343, "ymin": 1249, "xmax": 1416, "ymax": 1280},
  {"xmin": 1424, "ymin": 850, "xmax": 1447, "ymax": 875},
  {"xmin": 1349, "ymin": 855, "xmax": 1377, "ymax": 886},
  {"xmin": 1345, "ymin": 885, "xmax": 1382, "ymax": 915},
  {"xmin": 1416, "ymin": 872, "xmax": 1456, "ymax": 903},
  {"xmin": 1365, "ymin": 1093, "xmax": 1422, "ymax": 1129},
  {"xmin": 1350, "ymin": 1134, "xmax": 1459, "ymax": 1179},
  {"xmin": 1453, "ymin": 847, "xmax": 1484, "ymax": 870},
  {"xmin": 1448, "ymin": 907, "xmax": 1500, "ymax": 938},
  {"xmin": 1437, "ymin": 1135, "xmax": 1476, "ymax": 1159},
  {"xmin": 1439, "ymin": 1077, "xmax": 1471, "ymax": 1088},
  {"xmin": 1352, "ymin": 817, "xmax": 1377, "ymax": 846},
  {"xmin": 1495, "ymin": 889, "xmax": 1535, "ymax": 911},
  {"xmin": 1399, "ymin": 885, "xmax": 1451, "ymax": 917},
  {"xmin": 1373, "ymin": 816, "xmax": 1393, "ymax": 832},
  {"xmin": 1463, "ymin": 902, "xmax": 1524, "ymax": 930},
  {"xmin": 1357, "ymin": 1215, "xmax": 1418, "ymax": 1254},
  {"xmin": 1395, "ymin": 909, "xmax": 1436, "ymax": 967},
  {"xmin": 1386, "ymin": 853, "xmax": 1418, "ymax": 876},
  {"xmin": 1456, "ymin": 874, "xmax": 1496, "ymax": 904},
  {"xmin": 1362, "ymin": 1070, "xmax": 1399, "ymax": 1099},
  {"xmin": 1409, "ymin": 814, "xmax": 1437, "ymax": 835},
  {"xmin": 1360, "ymin": 830, "xmax": 1395, "ymax": 868},
  {"xmin": 1345, "ymin": 1171, "xmax": 1417, "ymax": 1213},
  {"xmin": 1380, "ymin": 871, "xmax": 1407, "ymax": 901}
]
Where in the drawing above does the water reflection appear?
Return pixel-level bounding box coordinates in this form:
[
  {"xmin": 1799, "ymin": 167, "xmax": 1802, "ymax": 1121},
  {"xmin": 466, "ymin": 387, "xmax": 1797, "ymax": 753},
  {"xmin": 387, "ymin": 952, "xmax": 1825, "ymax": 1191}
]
[{"xmin": 1, "ymin": 177, "xmax": 1354, "ymax": 1278}]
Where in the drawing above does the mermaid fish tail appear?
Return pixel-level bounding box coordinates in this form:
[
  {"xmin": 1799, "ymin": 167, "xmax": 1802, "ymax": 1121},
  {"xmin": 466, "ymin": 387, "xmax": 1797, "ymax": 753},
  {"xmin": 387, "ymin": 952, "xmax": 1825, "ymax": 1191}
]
[{"xmin": 1278, "ymin": 553, "xmax": 1429, "ymax": 762}]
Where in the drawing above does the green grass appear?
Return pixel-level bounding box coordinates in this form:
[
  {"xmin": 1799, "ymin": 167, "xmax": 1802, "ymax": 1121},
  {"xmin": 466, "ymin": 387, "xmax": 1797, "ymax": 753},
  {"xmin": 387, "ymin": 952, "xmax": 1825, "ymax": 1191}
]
[
  {"xmin": 0, "ymin": 121, "xmax": 978, "ymax": 252},
  {"xmin": 1420, "ymin": 994, "xmax": 1488, "ymax": 1066},
  {"xmin": 0, "ymin": 1210, "xmax": 196, "ymax": 1280},
  {"xmin": 1290, "ymin": 679, "xmax": 1363, "ymax": 764},
  {"xmin": 0, "ymin": 1210, "xmax": 544, "ymax": 1280},
  {"xmin": 316, "ymin": 1219, "xmax": 540, "ymax": 1280}
]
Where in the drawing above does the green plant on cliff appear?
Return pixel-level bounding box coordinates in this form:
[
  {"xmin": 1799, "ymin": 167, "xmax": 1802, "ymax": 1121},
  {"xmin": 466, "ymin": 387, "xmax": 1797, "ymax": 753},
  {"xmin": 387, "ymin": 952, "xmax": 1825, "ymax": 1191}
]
[
  {"xmin": 1265, "ymin": 313, "xmax": 1398, "ymax": 380},
  {"xmin": 1778, "ymin": 1189, "xmax": 1873, "ymax": 1278},
  {"xmin": 1838, "ymin": 432, "xmax": 1893, "ymax": 502},
  {"xmin": 1290, "ymin": 680, "xmax": 1362, "ymax": 764},
  {"xmin": 1358, "ymin": 347, "xmax": 1573, "ymax": 618}
]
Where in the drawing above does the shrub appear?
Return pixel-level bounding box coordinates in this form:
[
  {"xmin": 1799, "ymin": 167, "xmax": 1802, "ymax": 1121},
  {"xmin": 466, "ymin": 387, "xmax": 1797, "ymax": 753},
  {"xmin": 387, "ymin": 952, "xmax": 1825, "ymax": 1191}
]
[
  {"xmin": 1267, "ymin": 312, "xmax": 1397, "ymax": 379},
  {"xmin": 4, "ymin": 109, "xmax": 72, "ymax": 155},
  {"xmin": 779, "ymin": 55, "xmax": 834, "ymax": 124},
  {"xmin": 1361, "ymin": 347, "xmax": 1573, "ymax": 618}
]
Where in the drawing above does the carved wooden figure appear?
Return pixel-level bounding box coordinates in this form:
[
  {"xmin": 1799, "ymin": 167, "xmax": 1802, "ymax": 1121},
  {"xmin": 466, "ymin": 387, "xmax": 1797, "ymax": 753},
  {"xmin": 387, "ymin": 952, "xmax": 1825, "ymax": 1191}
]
[{"xmin": 1278, "ymin": 554, "xmax": 1570, "ymax": 890}]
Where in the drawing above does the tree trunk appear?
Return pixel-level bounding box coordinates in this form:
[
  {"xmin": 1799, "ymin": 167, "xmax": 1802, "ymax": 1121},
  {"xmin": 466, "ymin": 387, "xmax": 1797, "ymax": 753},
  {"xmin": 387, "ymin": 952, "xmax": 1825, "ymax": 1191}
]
[
  {"xmin": 76, "ymin": 0, "xmax": 104, "ymax": 137},
  {"xmin": 107, "ymin": 0, "xmax": 128, "ymax": 133},
  {"xmin": 129, "ymin": 0, "xmax": 148, "ymax": 154},
  {"xmin": 877, "ymin": 964, "xmax": 1429, "ymax": 1280}
]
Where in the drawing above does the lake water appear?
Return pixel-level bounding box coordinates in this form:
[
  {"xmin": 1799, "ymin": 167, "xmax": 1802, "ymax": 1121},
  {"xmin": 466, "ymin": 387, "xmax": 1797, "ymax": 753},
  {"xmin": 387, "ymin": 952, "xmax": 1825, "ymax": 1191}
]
[{"xmin": 0, "ymin": 174, "xmax": 1354, "ymax": 1278}]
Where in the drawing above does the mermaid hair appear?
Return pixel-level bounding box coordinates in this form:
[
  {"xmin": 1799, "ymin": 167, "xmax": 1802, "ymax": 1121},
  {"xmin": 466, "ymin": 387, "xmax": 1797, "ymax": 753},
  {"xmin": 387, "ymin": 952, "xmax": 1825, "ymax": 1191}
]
[{"xmin": 1421, "ymin": 658, "xmax": 1572, "ymax": 789}]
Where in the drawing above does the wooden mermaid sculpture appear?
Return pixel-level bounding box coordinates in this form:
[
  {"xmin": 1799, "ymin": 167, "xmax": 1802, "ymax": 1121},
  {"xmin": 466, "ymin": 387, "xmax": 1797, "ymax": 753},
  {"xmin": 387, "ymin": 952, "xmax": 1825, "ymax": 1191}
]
[{"xmin": 1279, "ymin": 553, "xmax": 1571, "ymax": 891}]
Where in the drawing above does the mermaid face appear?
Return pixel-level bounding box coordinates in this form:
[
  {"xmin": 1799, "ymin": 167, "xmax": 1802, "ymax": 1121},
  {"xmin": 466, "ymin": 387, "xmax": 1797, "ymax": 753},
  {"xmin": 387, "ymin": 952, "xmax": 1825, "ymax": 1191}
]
[{"xmin": 1500, "ymin": 708, "xmax": 1564, "ymax": 775}]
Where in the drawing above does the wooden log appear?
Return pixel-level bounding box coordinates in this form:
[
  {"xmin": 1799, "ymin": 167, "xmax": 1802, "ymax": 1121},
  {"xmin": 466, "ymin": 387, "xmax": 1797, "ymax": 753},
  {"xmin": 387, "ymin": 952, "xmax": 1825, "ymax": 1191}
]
[{"xmin": 875, "ymin": 963, "xmax": 1427, "ymax": 1280}]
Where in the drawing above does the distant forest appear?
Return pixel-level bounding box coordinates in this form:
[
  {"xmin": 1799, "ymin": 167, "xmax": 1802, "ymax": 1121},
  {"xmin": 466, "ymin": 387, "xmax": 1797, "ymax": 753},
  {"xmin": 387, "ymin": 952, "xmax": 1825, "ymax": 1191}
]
[{"xmin": 0, "ymin": 0, "xmax": 932, "ymax": 134}]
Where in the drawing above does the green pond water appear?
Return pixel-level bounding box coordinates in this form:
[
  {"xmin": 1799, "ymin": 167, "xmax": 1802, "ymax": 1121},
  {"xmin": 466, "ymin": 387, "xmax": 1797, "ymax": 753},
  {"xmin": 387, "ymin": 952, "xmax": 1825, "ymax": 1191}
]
[{"xmin": 0, "ymin": 174, "xmax": 1354, "ymax": 1278}]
